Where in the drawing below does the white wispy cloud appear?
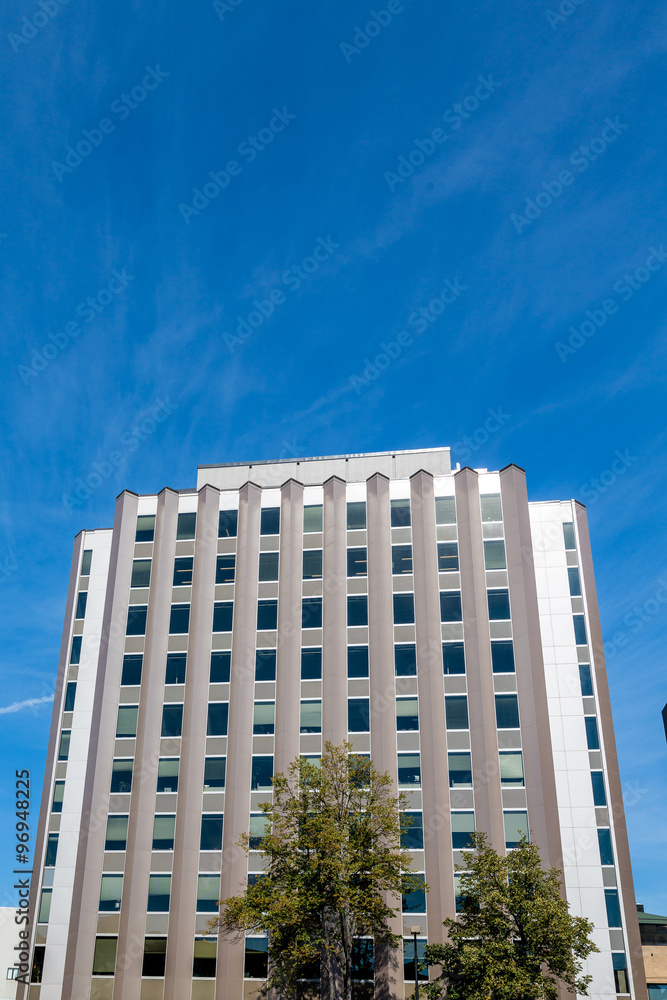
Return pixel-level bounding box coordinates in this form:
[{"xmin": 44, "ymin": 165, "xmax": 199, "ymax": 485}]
[{"xmin": 0, "ymin": 694, "xmax": 54, "ymax": 716}]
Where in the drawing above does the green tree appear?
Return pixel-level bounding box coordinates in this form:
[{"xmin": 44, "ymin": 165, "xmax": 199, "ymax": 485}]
[
  {"xmin": 211, "ymin": 741, "xmax": 423, "ymax": 1000},
  {"xmin": 422, "ymin": 833, "xmax": 598, "ymax": 1000}
]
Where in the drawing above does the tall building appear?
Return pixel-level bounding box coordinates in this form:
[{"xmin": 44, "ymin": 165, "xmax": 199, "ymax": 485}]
[{"xmin": 19, "ymin": 447, "xmax": 646, "ymax": 1000}]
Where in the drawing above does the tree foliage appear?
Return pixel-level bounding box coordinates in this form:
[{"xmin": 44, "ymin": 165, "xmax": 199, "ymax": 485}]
[
  {"xmin": 422, "ymin": 833, "xmax": 598, "ymax": 1000},
  {"xmin": 211, "ymin": 742, "xmax": 422, "ymax": 1000}
]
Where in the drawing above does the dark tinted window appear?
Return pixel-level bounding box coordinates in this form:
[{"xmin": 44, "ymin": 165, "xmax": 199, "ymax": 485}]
[
  {"xmin": 302, "ymin": 597, "xmax": 322, "ymax": 629},
  {"xmin": 169, "ymin": 604, "xmax": 190, "ymax": 634},
  {"xmin": 166, "ymin": 653, "xmax": 186, "ymax": 685},
  {"xmin": 260, "ymin": 508, "xmax": 280, "ymax": 535},
  {"xmin": 347, "ymin": 548, "xmax": 367, "ymax": 576},
  {"xmin": 437, "ymin": 542, "xmax": 459, "ymax": 572},
  {"xmin": 213, "ymin": 602, "xmax": 234, "ymax": 632},
  {"xmin": 75, "ymin": 592, "xmax": 88, "ymax": 619},
  {"xmin": 390, "ymin": 499, "xmax": 411, "ymax": 527},
  {"xmin": 207, "ymin": 703, "xmax": 229, "ymax": 736},
  {"xmin": 126, "ymin": 606, "xmax": 147, "ymax": 636},
  {"xmin": 487, "ymin": 589, "xmax": 511, "ymax": 620},
  {"xmin": 495, "ymin": 694, "xmax": 520, "ymax": 729},
  {"xmin": 442, "ymin": 642, "xmax": 465, "ymax": 675},
  {"xmin": 257, "ymin": 600, "xmax": 278, "ymax": 631},
  {"xmin": 161, "ymin": 705, "xmax": 183, "ymax": 738},
  {"xmin": 142, "ymin": 939, "xmax": 166, "ymax": 977},
  {"xmin": 579, "ymin": 664, "xmax": 593, "ymax": 697},
  {"xmin": 121, "ymin": 654, "xmax": 142, "ymax": 685},
  {"xmin": 573, "ymin": 614, "xmax": 587, "ymax": 644},
  {"xmin": 440, "ymin": 592, "xmax": 462, "ymax": 622},
  {"xmin": 392, "ymin": 545, "xmax": 412, "ymax": 574},
  {"xmin": 255, "ymin": 649, "xmax": 276, "ymax": 681},
  {"xmin": 591, "ymin": 771, "xmax": 606, "ymax": 806},
  {"xmin": 347, "ymin": 646, "xmax": 369, "ymax": 677},
  {"xmin": 393, "ymin": 593, "xmax": 415, "ymax": 624},
  {"xmin": 302, "ymin": 550, "xmax": 323, "ymax": 579},
  {"xmin": 210, "ymin": 651, "xmax": 231, "ymax": 683},
  {"xmin": 445, "ymin": 696, "xmax": 469, "ymax": 729},
  {"xmin": 402, "ymin": 875, "xmax": 426, "ymax": 913},
  {"xmin": 110, "ymin": 760, "xmax": 133, "ymax": 794},
  {"xmin": 258, "ymin": 551, "xmax": 279, "ymax": 581},
  {"xmin": 173, "ymin": 557, "xmax": 193, "ymax": 586},
  {"xmin": 401, "ymin": 812, "xmax": 424, "ymax": 850},
  {"xmin": 395, "ymin": 645, "xmax": 416, "ymax": 676},
  {"xmin": 301, "ymin": 648, "xmax": 322, "ymax": 679},
  {"xmin": 135, "ymin": 516, "xmax": 155, "ymax": 542},
  {"xmin": 347, "ymin": 501, "xmax": 366, "ymax": 529},
  {"xmin": 64, "ymin": 681, "xmax": 76, "ymax": 711},
  {"xmin": 348, "ymin": 699, "xmax": 370, "ymax": 732},
  {"xmin": 203, "ymin": 757, "xmax": 226, "ymax": 790},
  {"xmin": 81, "ymin": 549, "xmax": 93, "ymax": 574},
  {"xmin": 176, "ymin": 513, "xmax": 196, "ymax": 540},
  {"xmin": 131, "ymin": 559, "xmax": 151, "ymax": 588},
  {"xmin": 200, "ymin": 814, "xmax": 224, "ymax": 851},
  {"xmin": 491, "ymin": 641, "xmax": 515, "ymax": 673},
  {"xmin": 218, "ymin": 510, "xmax": 238, "ymax": 538},
  {"xmin": 216, "ymin": 555, "xmax": 236, "ymax": 584},
  {"xmin": 251, "ymin": 756, "xmax": 274, "ymax": 791},
  {"xmin": 347, "ymin": 595, "xmax": 368, "ymax": 626}
]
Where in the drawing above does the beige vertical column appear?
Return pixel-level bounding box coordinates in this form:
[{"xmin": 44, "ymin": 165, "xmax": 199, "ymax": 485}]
[
  {"xmin": 115, "ymin": 488, "xmax": 180, "ymax": 999},
  {"xmin": 322, "ymin": 476, "xmax": 347, "ymax": 745},
  {"xmin": 454, "ymin": 468, "xmax": 505, "ymax": 850},
  {"xmin": 274, "ymin": 479, "xmax": 304, "ymax": 774},
  {"xmin": 62, "ymin": 490, "xmax": 139, "ymax": 1000},
  {"xmin": 216, "ymin": 482, "xmax": 261, "ymax": 1000},
  {"xmin": 410, "ymin": 471, "xmax": 456, "ymax": 939},
  {"xmin": 366, "ymin": 472, "xmax": 401, "ymax": 1000},
  {"xmin": 163, "ymin": 485, "xmax": 220, "ymax": 1000},
  {"xmin": 499, "ymin": 466, "xmax": 563, "ymax": 868},
  {"xmin": 574, "ymin": 505, "xmax": 647, "ymax": 1000}
]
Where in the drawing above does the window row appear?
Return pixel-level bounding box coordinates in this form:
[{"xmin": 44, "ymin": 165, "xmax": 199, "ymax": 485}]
[
  {"xmin": 133, "ymin": 497, "xmax": 504, "ymax": 549},
  {"xmin": 118, "ymin": 640, "xmax": 515, "ymax": 690},
  {"xmin": 123, "ymin": 589, "xmax": 513, "ymax": 638},
  {"xmin": 128, "ymin": 539, "xmax": 508, "ymax": 593}
]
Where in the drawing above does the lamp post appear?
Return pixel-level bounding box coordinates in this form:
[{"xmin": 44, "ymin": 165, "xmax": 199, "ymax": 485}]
[{"xmin": 409, "ymin": 925, "xmax": 422, "ymax": 999}]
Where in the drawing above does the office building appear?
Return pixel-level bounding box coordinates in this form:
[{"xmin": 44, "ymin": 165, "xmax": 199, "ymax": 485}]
[
  {"xmin": 637, "ymin": 906, "xmax": 667, "ymax": 1000},
  {"xmin": 18, "ymin": 447, "xmax": 646, "ymax": 999}
]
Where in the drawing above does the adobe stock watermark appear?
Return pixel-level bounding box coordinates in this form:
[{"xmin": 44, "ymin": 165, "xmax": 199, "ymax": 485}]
[
  {"xmin": 0, "ymin": 551, "xmax": 18, "ymax": 585},
  {"xmin": 339, "ymin": 0, "xmax": 415, "ymax": 63},
  {"xmin": 604, "ymin": 574, "xmax": 667, "ymax": 661},
  {"xmin": 223, "ymin": 236, "xmax": 341, "ymax": 353},
  {"xmin": 349, "ymin": 277, "xmax": 467, "ymax": 393},
  {"xmin": 51, "ymin": 66, "xmax": 169, "ymax": 182},
  {"xmin": 384, "ymin": 75, "xmax": 502, "ymax": 192},
  {"xmin": 178, "ymin": 107, "xmax": 296, "ymax": 224},
  {"xmin": 61, "ymin": 397, "xmax": 178, "ymax": 512},
  {"xmin": 545, "ymin": 0, "xmax": 590, "ymax": 31},
  {"xmin": 213, "ymin": 0, "xmax": 248, "ymax": 20},
  {"xmin": 578, "ymin": 449, "xmax": 637, "ymax": 505},
  {"xmin": 511, "ymin": 117, "xmax": 628, "ymax": 234},
  {"xmin": 452, "ymin": 407, "xmax": 512, "ymax": 463},
  {"xmin": 17, "ymin": 266, "xmax": 135, "ymax": 384},
  {"xmin": 8, "ymin": 0, "xmax": 72, "ymax": 54},
  {"xmin": 555, "ymin": 245, "xmax": 667, "ymax": 362}
]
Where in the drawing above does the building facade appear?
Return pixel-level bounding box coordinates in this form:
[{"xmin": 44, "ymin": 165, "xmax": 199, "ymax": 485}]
[
  {"xmin": 637, "ymin": 907, "xmax": 667, "ymax": 1000},
  {"xmin": 19, "ymin": 447, "xmax": 646, "ymax": 1000}
]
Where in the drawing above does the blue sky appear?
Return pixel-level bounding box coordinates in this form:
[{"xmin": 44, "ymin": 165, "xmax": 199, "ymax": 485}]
[{"xmin": 1, "ymin": 0, "xmax": 666, "ymax": 912}]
